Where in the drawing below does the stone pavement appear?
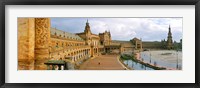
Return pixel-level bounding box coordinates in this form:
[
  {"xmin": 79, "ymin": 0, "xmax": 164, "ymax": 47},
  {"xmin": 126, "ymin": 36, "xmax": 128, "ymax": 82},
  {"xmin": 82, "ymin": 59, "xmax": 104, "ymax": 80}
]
[{"xmin": 79, "ymin": 55, "xmax": 126, "ymax": 70}]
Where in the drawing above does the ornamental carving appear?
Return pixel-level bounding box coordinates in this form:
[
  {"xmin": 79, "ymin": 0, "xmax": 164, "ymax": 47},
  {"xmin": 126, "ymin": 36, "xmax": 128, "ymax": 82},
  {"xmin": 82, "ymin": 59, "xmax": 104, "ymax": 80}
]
[{"xmin": 35, "ymin": 18, "xmax": 50, "ymax": 48}]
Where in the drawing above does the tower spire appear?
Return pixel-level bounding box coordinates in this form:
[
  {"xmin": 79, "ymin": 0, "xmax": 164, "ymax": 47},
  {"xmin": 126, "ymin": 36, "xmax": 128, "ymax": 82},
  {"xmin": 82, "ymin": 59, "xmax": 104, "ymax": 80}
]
[
  {"xmin": 84, "ymin": 19, "xmax": 91, "ymax": 33},
  {"xmin": 167, "ymin": 24, "xmax": 173, "ymax": 49},
  {"xmin": 86, "ymin": 19, "xmax": 89, "ymax": 26},
  {"xmin": 168, "ymin": 25, "xmax": 172, "ymax": 35}
]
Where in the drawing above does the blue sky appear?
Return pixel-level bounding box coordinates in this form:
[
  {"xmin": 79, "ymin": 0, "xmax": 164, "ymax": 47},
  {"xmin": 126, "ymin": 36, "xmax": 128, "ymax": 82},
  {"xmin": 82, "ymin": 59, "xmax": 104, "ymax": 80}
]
[{"xmin": 51, "ymin": 18, "xmax": 182, "ymax": 42}]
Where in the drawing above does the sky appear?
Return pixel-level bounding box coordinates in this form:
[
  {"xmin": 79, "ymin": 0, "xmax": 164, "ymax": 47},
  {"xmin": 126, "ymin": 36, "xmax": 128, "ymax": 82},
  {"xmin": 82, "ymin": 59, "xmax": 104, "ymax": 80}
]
[{"xmin": 51, "ymin": 18, "xmax": 182, "ymax": 42}]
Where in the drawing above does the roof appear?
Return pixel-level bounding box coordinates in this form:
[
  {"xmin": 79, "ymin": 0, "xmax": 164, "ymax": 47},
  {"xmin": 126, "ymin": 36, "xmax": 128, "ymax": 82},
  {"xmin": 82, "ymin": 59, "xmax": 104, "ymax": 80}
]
[
  {"xmin": 132, "ymin": 37, "xmax": 141, "ymax": 41},
  {"xmin": 112, "ymin": 40, "xmax": 131, "ymax": 43},
  {"xmin": 50, "ymin": 27, "xmax": 84, "ymax": 41}
]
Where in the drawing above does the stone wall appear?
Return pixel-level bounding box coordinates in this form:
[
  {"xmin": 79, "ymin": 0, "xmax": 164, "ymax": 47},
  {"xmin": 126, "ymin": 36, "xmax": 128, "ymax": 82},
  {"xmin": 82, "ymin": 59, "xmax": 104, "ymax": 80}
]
[
  {"xmin": 18, "ymin": 18, "xmax": 51, "ymax": 70},
  {"xmin": 18, "ymin": 18, "xmax": 35, "ymax": 70}
]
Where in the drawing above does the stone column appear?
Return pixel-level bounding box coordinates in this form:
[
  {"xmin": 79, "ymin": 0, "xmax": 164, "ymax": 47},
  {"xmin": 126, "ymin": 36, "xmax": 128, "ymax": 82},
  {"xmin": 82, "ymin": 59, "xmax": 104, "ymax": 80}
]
[
  {"xmin": 82, "ymin": 51, "xmax": 84, "ymax": 57},
  {"xmin": 72, "ymin": 56, "xmax": 74, "ymax": 62},
  {"xmin": 34, "ymin": 18, "xmax": 51, "ymax": 70},
  {"xmin": 91, "ymin": 47, "xmax": 94, "ymax": 57},
  {"xmin": 77, "ymin": 54, "xmax": 79, "ymax": 60},
  {"xmin": 97, "ymin": 47, "xmax": 99, "ymax": 55},
  {"xmin": 75, "ymin": 55, "xmax": 77, "ymax": 61},
  {"xmin": 18, "ymin": 18, "xmax": 35, "ymax": 70},
  {"xmin": 88, "ymin": 49, "xmax": 91, "ymax": 57},
  {"xmin": 80, "ymin": 51, "xmax": 82, "ymax": 57}
]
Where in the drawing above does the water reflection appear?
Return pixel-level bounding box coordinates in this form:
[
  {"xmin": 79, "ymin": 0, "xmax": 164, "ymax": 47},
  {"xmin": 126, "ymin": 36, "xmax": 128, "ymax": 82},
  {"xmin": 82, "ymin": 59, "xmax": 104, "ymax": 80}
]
[{"xmin": 124, "ymin": 60, "xmax": 154, "ymax": 70}]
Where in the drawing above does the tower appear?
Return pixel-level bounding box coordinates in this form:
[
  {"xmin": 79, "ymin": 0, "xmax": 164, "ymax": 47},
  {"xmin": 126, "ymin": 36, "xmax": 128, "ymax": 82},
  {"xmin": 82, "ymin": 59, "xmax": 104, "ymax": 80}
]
[
  {"xmin": 108, "ymin": 30, "xmax": 111, "ymax": 45},
  {"xmin": 84, "ymin": 19, "xmax": 91, "ymax": 45},
  {"xmin": 167, "ymin": 25, "xmax": 173, "ymax": 49},
  {"xmin": 84, "ymin": 19, "xmax": 91, "ymax": 34}
]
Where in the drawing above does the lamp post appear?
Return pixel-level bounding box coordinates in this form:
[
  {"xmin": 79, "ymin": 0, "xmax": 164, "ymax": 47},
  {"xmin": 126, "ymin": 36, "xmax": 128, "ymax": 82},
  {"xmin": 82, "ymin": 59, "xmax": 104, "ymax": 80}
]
[
  {"xmin": 176, "ymin": 50, "xmax": 178, "ymax": 69},
  {"xmin": 149, "ymin": 50, "xmax": 151, "ymax": 64}
]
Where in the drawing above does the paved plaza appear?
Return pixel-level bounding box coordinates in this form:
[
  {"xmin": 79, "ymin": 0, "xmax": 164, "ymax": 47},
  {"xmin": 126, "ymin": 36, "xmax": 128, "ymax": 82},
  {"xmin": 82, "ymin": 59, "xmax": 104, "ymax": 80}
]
[{"xmin": 79, "ymin": 55, "xmax": 126, "ymax": 70}]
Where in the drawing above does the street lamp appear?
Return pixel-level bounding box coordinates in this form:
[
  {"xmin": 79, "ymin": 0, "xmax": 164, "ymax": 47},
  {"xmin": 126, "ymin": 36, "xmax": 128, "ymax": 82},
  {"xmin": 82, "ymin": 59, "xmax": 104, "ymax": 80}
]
[
  {"xmin": 176, "ymin": 50, "xmax": 178, "ymax": 69},
  {"xmin": 149, "ymin": 50, "xmax": 151, "ymax": 64}
]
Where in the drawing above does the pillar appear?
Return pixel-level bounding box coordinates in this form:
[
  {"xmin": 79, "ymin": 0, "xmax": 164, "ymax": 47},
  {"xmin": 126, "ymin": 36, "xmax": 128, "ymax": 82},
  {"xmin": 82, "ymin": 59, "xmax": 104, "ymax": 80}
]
[
  {"xmin": 18, "ymin": 18, "xmax": 35, "ymax": 70},
  {"xmin": 91, "ymin": 47, "xmax": 94, "ymax": 57},
  {"xmin": 34, "ymin": 18, "xmax": 51, "ymax": 70},
  {"xmin": 72, "ymin": 56, "xmax": 74, "ymax": 62},
  {"xmin": 97, "ymin": 48, "xmax": 98, "ymax": 55}
]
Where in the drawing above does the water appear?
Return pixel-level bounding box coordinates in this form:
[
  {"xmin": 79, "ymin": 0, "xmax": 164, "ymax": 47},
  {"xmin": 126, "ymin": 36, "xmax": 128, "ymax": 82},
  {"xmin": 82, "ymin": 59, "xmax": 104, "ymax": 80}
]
[
  {"xmin": 140, "ymin": 50, "xmax": 182, "ymax": 70},
  {"xmin": 123, "ymin": 60, "xmax": 154, "ymax": 70},
  {"xmin": 122, "ymin": 50, "xmax": 182, "ymax": 70}
]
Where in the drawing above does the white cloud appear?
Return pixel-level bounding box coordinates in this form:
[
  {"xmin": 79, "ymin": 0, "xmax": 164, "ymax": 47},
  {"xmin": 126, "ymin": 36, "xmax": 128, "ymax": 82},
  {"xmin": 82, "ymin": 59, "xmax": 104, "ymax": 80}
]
[{"xmin": 51, "ymin": 18, "xmax": 182, "ymax": 42}]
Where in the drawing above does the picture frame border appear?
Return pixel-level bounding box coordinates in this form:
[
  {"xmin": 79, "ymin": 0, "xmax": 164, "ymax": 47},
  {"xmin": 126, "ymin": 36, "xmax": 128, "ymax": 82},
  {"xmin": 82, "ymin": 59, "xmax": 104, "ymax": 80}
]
[{"xmin": 0, "ymin": 0, "xmax": 199, "ymax": 88}]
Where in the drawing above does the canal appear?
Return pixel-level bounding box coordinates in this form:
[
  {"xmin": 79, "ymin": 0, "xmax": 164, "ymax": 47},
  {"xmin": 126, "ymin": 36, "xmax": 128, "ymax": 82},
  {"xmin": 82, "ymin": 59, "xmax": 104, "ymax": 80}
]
[
  {"xmin": 124, "ymin": 60, "xmax": 154, "ymax": 70},
  {"xmin": 122, "ymin": 50, "xmax": 182, "ymax": 70}
]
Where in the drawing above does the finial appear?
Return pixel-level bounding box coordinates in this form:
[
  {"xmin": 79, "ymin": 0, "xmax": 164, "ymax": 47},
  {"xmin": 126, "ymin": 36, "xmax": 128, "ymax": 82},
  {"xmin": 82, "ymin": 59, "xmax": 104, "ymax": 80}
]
[{"xmin": 87, "ymin": 19, "xmax": 88, "ymax": 23}]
